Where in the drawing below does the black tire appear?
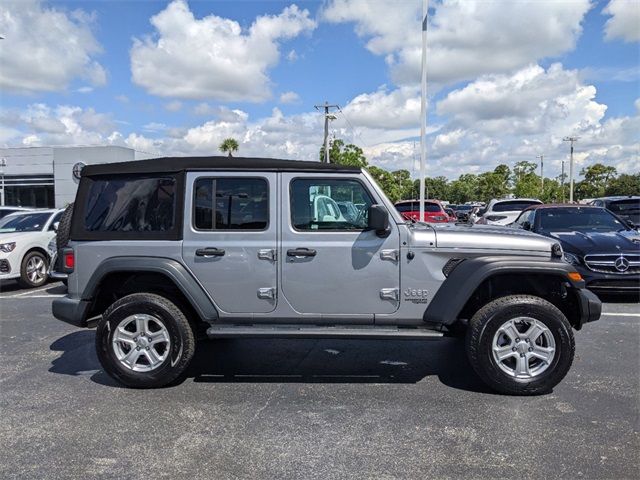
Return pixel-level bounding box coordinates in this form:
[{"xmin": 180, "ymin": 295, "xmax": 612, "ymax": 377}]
[
  {"xmin": 17, "ymin": 250, "xmax": 49, "ymax": 288},
  {"xmin": 465, "ymin": 295, "xmax": 575, "ymax": 396},
  {"xmin": 56, "ymin": 203, "xmax": 74, "ymax": 252},
  {"xmin": 96, "ymin": 293, "xmax": 196, "ymax": 388}
]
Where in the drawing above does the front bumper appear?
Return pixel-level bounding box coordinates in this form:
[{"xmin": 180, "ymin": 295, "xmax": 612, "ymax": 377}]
[
  {"xmin": 575, "ymin": 287, "xmax": 601, "ymax": 329},
  {"xmin": 0, "ymin": 253, "xmax": 20, "ymax": 280},
  {"xmin": 575, "ymin": 265, "xmax": 640, "ymax": 294},
  {"xmin": 52, "ymin": 296, "xmax": 91, "ymax": 328}
]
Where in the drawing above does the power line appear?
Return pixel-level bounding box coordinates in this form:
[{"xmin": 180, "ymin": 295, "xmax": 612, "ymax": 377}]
[{"xmin": 336, "ymin": 105, "xmax": 367, "ymax": 148}]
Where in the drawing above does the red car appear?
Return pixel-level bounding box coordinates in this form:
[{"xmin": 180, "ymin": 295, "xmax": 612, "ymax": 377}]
[{"xmin": 395, "ymin": 200, "xmax": 450, "ymax": 223}]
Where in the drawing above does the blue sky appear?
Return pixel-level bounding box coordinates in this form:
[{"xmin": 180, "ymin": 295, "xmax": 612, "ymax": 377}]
[{"xmin": 1, "ymin": 0, "xmax": 638, "ymax": 179}]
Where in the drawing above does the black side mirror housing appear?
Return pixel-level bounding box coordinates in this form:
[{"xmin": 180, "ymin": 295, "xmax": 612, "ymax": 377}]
[
  {"xmin": 368, "ymin": 204, "xmax": 391, "ymax": 237},
  {"xmin": 522, "ymin": 221, "xmax": 531, "ymax": 231}
]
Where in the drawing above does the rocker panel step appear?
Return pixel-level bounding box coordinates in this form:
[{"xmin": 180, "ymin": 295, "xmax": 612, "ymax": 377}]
[{"xmin": 206, "ymin": 325, "xmax": 444, "ymax": 339}]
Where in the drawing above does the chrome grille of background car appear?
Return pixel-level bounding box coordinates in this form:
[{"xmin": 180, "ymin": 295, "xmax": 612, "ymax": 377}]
[{"xmin": 584, "ymin": 254, "xmax": 640, "ymax": 274}]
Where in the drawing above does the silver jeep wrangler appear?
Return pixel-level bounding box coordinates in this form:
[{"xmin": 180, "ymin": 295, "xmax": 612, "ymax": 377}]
[{"xmin": 52, "ymin": 156, "xmax": 601, "ymax": 394}]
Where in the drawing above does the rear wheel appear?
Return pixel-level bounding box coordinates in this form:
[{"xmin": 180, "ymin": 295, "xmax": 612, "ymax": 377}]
[
  {"xmin": 96, "ymin": 293, "xmax": 195, "ymax": 388},
  {"xmin": 18, "ymin": 251, "xmax": 49, "ymax": 288},
  {"xmin": 466, "ymin": 295, "xmax": 575, "ymax": 395}
]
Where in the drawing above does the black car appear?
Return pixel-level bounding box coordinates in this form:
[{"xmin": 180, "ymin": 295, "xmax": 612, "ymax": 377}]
[
  {"xmin": 450, "ymin": 204, "xmax": 474, "ymax": 221},
  {"xmin": 591, "ymin": 196, "xmax": 640, "ymax": 227},
  {"xmin": 511, "ymin": 204, "xmax": 640, "ymax": 295}
]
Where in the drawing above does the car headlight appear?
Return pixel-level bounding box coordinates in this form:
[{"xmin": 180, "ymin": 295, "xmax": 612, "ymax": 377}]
[
  {"xmin": 0, "ymin": 242, "xmax": 16, "ymax": 253},
  {"xmin": 563, "ymin": 252, "xmax": 581, "ymax": 265}
]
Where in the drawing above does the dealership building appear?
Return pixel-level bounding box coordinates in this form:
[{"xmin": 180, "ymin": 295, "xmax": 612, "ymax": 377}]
[{"xmin": 0, "ymin": 146, "xmax": 155, "ymax": 208}]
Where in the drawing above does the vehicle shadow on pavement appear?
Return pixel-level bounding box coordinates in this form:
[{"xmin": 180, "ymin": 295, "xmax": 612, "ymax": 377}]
[{"xmin": 48, "ymin": 332, "xmax": 493, "ymax": 393}]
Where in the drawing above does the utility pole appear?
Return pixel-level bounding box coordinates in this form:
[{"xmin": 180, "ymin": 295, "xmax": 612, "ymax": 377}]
[
  {"xmin": 536, "ymin": 154, "xmax": 544, "ymax": 192},
  {"xmin": 0, "ymin": 157, "xmax": 6, "ymax": 206},
  {"xmin": 561, "ymin": 159, "xmax": 566, "ymax": 203},
  {"xmin": 315, "ymin": 102, "xmax": 339, "ymax": 163},
  {"xmin": 419, "ymin": 0, "xmax": 428, "ymax": 221},
  {"xmin": 563, "ymin": 136, "xmax": 579, "ymax": 203}
]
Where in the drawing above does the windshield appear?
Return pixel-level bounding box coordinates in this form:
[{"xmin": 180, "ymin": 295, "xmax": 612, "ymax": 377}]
[
  {"xmin": 539, "ymin": 207, "xmax": 629, "ymax": 232},
  {"xmin": 608, "ymin": 199, "xmax": 640, "ymax": 214},
  {"xmin": 493, "ymin": 201, "xmax": 541, "ymax": 212},
  {"xmin": 0, "ymin": 212, "xmax": 51, "ymax": 232},
  {"xmin": 395, "ymin": 202, "xmax": 442, "ymax": 213}
]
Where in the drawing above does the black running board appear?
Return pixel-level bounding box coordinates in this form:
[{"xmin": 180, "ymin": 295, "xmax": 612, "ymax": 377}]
[{"xmin": 206, "ymin": 325, "xmax": 444, "ymax": 340}]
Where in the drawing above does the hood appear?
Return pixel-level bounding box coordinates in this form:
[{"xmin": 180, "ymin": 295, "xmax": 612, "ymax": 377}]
[
  {"xmin": 409, "ymin": 222, "xmax": 555, "ymax": 255},
  {"xmin": 545, "ymin": 229, "xmax": 640, "ymax": 255}
]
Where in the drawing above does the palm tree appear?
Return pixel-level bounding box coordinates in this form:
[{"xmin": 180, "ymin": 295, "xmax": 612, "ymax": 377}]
[{"xmin": 219, "ymin": 138, "xmax": 239, "ymax": 157}]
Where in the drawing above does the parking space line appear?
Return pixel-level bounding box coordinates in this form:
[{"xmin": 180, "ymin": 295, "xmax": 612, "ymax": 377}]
[
  {"xmin": 2, "ymin": 285, "xmax": 54, "ymax": 298},
  {"xmin": 601, "ymin": 312, "xmax": 640, "ymax": 317}
]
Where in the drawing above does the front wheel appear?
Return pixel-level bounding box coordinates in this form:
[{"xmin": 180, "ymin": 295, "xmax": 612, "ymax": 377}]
[
  {"xmin": 466, "ymin": 295, "xmax": 575, "ymax": 395},
  {"xmin": 96, "ymin": 293, "xmax": 196, "ymax": 388},
  {"xmin": 18, "ymin": 251, "xmax": 49, "ymax": 288}
]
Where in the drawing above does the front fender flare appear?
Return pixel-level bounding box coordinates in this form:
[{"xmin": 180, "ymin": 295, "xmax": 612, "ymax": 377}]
[{"xmin": 423, "ymin": 256, "xmax": 584, "ymax": 325}]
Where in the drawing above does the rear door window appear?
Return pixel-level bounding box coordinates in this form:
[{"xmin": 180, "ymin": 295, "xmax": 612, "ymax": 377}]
[{"xmin": 193, "ymin": 178, "xmax": 268, "ymax": 230}]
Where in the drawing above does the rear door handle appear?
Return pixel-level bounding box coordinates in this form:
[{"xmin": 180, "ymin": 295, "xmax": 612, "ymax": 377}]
[
  {"xmin": 287, "ymin": 248, "xmax": 317, "ymax": 257},
  {"xmin": 196, "ymin": 247, "xmax": 225, "ymax": 257}
]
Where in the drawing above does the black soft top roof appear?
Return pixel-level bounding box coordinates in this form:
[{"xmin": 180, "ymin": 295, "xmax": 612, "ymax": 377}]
[{"xmin": 82, "ymin": 155, "xmax": 361, "ymax": 177}]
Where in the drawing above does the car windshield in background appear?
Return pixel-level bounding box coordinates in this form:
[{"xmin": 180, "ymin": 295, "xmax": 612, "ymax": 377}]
[
  {"xmin": 0, "ymin": 212, "xmax": 50, "ymax": 232},
  {"xmin": 395, "ymin": 202, "xmax": 442, "ymax": 213},
  {"xmin": 539, "ymin": 208, "xmax": 628, "ymax": 232},
  {"xmin": 493, "ymin": 201, "xmax": 540, "ymax": 212},
  {"xmin": 608, "ymin": 199, "xmax": 640, "ymax": 215}
]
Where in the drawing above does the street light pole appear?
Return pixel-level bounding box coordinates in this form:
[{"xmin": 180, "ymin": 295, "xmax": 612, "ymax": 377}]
[
  {"xmin": 561, "ymin": 159, "xmax": 565, "ymax": 203},
  {"xmin": 419, "ymin": 0, "xmax": 428, "ymax": 222},
  {"xmin": 315, "ymin": 102, "xmax": 339, "ymax": 163},
  {"xmin": 0, "ymin": 157, "xmax": 6, "ymax": 207},
  {"xmin": 536, "ymin": 154, "xmax": 544, "ymax": 193},
  {"xmin": 563, "ymin": 136, "xmax": 579, "ymax": 203}
]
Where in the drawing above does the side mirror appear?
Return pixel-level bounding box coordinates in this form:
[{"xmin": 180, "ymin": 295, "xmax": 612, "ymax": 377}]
[
  {"xmin": 367, "ymin": 204, "xmax": 390, "ymax": 237},
  {"xmin": 52, "ymin": 222, "xmax": 60, "ymax": 232},
  {"xmin": 522, "ymin": 221, "xmax": 531, "ymax": 231}
]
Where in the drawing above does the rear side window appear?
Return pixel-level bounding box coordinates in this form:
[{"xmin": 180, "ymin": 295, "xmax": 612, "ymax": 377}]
[
  {"xmin": 395, "ymin": 202, "xmax": 441, "ymax": 213},
  {"xmin": 194, "ymin": 178, "xmax": 268, "ymax": 230},
  {"xmin": 84, "ymin": 176, "xmax": 176, "ymax": 232}
]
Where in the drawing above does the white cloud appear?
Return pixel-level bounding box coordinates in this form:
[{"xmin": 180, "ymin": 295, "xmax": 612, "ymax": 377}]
[
  {"xmin": 164, "ymin": 100, "xmax": 183, "ymax": 112},
  {"xmin": 603, "ymin": 0, "xmax": 640, "ymax": 42},
  {"xmin": 323, "ymin": 0, "xmax": 591, "ymax": 87},
  {"xmin": 341, "ymin": 86, "xmax": 421, "ymax": 129},
  {"xmin": 437, "ymin": 64, "xmax": 607, "ymax": 136},
  {"xmin": 286, "ymin": 49, "xmax": 299, "ymax": 62},
  {"xmin": 130, "ymin": 1, "xmax": 316, "ymax": 101},
  {"xmin": 279, "ymin": 91, "xmax": 300, "ymax": 104},
  {"xmin": 0, "ymin": 0, "xmax": 106, "ymax": 94}
]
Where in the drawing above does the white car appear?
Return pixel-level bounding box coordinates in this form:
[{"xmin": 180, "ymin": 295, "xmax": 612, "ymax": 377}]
[
  {"xmin": 0, "ymin": 206, "xmax": 33, "ymax": 220},
  {"xmin": 0, "ymin": 209, "xmax": 64, "ymax": 288},
  {"xmin": 475, "ymin": 198, "xmax": 542, "ymax": 226}
]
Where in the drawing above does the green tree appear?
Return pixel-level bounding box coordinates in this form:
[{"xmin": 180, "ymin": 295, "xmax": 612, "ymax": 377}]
[
  {"xmin": 576, "ymin": 163, "xmax": 618, "ymax": 199},
  {"xmin": 367, "ymin": 166, "xmax": 403, "ymax": 202},
  {"xmin": 320, "ymin": 139, "xmax": 368, "ymax": 168},
  {"xmin": 219, "ymin": 138, "xmax": 239, "ymax": 157},
  {"xmin": 605, "ymin": 173, "xmax": 640, "ymax": 196},
  {"xmin": 448, "ymin": 174, "xmax": 479, "ymax": 204}
]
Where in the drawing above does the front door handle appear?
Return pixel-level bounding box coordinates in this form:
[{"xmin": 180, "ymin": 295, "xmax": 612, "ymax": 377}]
[
  {"xmin": 286, "ymin": 248, "xmax": 317, "ymax": 257},
  {"xmin": 196, "ymin": 247, "xmax": 225, "ymax": 257}
]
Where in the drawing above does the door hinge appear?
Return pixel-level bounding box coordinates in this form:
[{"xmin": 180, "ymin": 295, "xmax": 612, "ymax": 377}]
[
  {"xmin": 257, "ymin": 287, "xmax": 276, "ymax": 300},
  {"xmin": 258, "ymin": 249, "xmax": 276, "ymax": 261},
  {"xmin": 380, "ymin": 249, "xmax": 399, "ymax": 261},
  {"xmin": 380, "ymin": 288, "xmax": 399, "ymax": 301}
]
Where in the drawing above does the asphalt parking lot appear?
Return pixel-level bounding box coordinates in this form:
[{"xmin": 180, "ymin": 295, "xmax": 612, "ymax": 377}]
[{"xmin": 0, "ymin": 282, "xmax": 638, "ymax": 479}]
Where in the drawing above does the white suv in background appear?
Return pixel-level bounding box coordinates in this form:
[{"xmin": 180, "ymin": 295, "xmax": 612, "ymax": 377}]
[
  {"xmin": 475, "ymin": 198, "xmax": 542, "ymax": 226},
  {"xmin": 0, "ymin": 209, "xmax": 64, "ymax": 288}
]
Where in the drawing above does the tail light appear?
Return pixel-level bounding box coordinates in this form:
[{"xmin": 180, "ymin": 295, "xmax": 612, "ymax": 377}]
[{"xmin": 62, "ymin": 248, "xmax": 74, "ymax": 273}]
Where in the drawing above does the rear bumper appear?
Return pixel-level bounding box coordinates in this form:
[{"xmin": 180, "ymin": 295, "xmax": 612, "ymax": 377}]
[
  {"xmin": 575, "ymin": 288, "xmax": 601, "ymax": 329},
  {"xmin": 52, "ymin": 296, "xmax": 91, "ymax": 328}
]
